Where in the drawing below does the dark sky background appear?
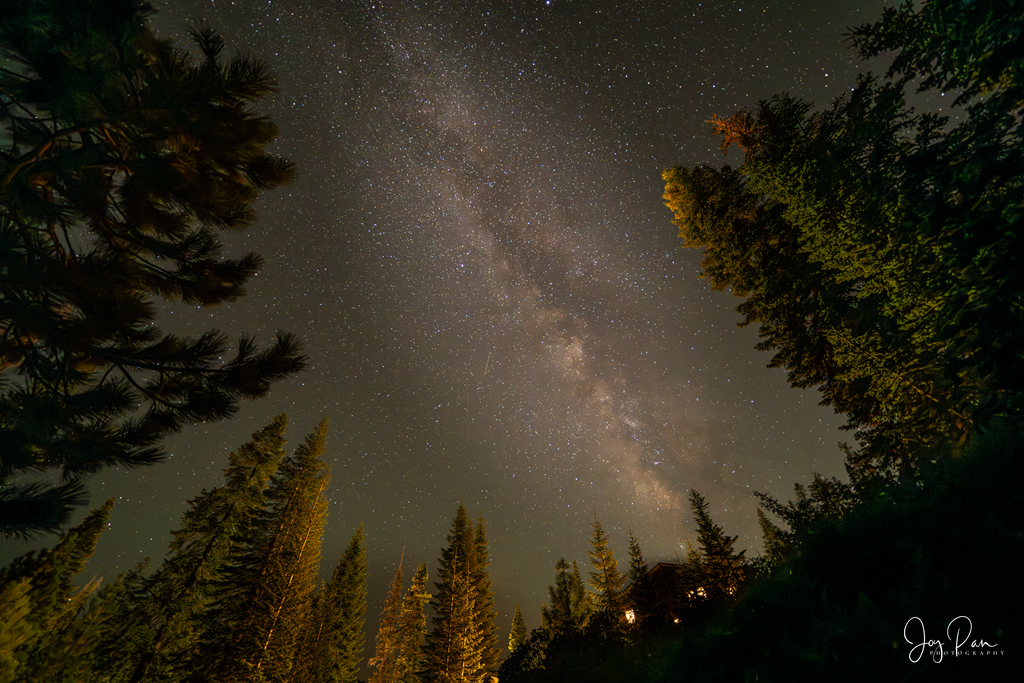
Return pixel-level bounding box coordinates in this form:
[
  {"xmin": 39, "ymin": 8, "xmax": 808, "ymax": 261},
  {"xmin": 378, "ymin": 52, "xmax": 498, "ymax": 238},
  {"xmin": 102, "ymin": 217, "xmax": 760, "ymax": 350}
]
[{"xmin": 4, "ymin": 0, "xmax": 893, "ymax": 668}]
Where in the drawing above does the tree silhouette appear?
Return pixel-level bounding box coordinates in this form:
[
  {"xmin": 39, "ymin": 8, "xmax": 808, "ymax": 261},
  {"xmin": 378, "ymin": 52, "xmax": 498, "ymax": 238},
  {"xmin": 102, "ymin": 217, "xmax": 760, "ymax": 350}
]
[{"xmin": 0, "ymin": 0, "xmax": 305, "ymax": 538}]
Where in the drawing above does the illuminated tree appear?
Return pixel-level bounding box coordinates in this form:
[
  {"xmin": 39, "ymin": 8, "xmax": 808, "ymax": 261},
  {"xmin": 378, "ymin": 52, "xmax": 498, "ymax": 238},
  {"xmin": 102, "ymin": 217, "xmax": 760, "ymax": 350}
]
[
  {"xmin": 471, "ymin": 517, "xmax": 499, "ymax": 680},
  {"xmin": 393, "ymin": 562, "xmax": 431, "ymax": 683},
  {"xmin": 368, "ymin": 559, "xmax": 405, "ymax": 683},
  {"xmin": 0, "ymin": 499, "xmax": 114, "ymax": 681},
  {"xmin": 422, "ymin": 504, "xmax": 482, "ymax": 683},
  {"xmin": 0, "ymin": 0, "xmax": 304, "ymax": 539},
  {"xmin": 109, "ymin": 416, "xmax": 287, "ymax": 683},
  {"xmin": 507, "ymin": 605, "xmax": 526, "ymax": 654},
  {"xmin": 322, "ymin": 525, "xmax": 369, "ymax": 683},
  {"xmin": 664, "ymin": 0, "xmax": 1024, "ymax": 478},
  {"xmin": 190, "ymin": 420, "xmax": 331, "ymax": 683},
  {"xmin": 587, "ymin": 516, "xmax": 624, "ymax": 616}
]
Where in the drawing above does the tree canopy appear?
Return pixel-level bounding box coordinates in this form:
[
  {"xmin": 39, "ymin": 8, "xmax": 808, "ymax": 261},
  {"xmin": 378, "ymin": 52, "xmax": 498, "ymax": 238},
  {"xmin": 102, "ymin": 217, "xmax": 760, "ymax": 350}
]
[
  {"xmin": 0, "ymin": 0, "xmax": 305, "ymax": 538},
  {"xmin": 663, "ymin": 0, "xmax": 1024, "ymax": 479}
]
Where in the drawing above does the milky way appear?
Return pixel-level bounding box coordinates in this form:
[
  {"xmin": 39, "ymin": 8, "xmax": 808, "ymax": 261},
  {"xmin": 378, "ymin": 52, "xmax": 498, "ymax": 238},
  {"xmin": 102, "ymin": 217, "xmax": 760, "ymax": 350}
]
[{"xmin": 1, "ymin": 0, "xmax": 892, "ymax": 656}]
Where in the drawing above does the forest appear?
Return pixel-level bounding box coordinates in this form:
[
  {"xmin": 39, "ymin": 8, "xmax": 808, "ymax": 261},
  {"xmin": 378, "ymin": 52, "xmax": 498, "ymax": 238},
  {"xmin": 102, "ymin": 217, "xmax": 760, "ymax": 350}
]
[{"xmin": 1, "ymin": 0, "xmax": 1022, "ymax": 680}]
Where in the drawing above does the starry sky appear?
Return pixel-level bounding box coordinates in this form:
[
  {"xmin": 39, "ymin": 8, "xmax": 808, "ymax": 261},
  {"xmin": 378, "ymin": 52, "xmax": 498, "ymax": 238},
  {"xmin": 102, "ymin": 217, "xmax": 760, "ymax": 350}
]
[{"xmin": 3, "ymin": 0, "xmax": 893, "ymax": 661}]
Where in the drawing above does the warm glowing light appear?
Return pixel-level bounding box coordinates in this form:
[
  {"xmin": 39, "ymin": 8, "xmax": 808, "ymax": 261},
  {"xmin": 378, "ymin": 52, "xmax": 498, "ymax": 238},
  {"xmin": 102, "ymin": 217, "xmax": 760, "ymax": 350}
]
[{"xmin": 625, "ymin": 609, "xmax": 636, "ymax": 624}]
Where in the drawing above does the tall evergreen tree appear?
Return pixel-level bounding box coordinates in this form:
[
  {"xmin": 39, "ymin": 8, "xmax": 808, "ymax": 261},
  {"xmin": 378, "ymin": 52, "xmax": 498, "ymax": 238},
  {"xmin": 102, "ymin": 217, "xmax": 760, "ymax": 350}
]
[
  {"xmin": 113, "ymin": 416, "xmax": 288, "ymax": 683},
  {"xmin": 0, "ymin": 498, "xmax": 114, "ymax": 681},
  {"xmin": 540, "ymin": 558, "xmax": 590, "ymax": 634},
  {"xmin": 586, "ymin": 515, "xmax": 625, "ymax": 617},
  {"xmin": 368, "ymin": 558, "xmax": 405, "ymax": 683},
  {"xmin": 393, "ymin": 562, "xmax": 431, "ymax": 683},
  {"xmin": 190, "ymin": 419, "xmax": 331, "ymax": 683},
  {"xmin": 687, "ymin": 490, "xmax": 746, "ymax": 602},
  {"xmin": 625, "ymin": 530, "xmax": 654, "ymax": 628},
  {"xmin": 507, "ymin": 606, "xmax": 526, "ymax": 655},
  {"xmin": 0, "ymin": 0, "xmax": 305, "ymax": 539},
  {"xmin": 663, "ymin": 0, "xmax": 1024, "ymax": 477},
  {"xmin": 422, "ymin": 504, "xmax": 481, "ymax": 683},
  {"xmin": 471, "ymin": 516, "xmax": 499, "ymax": 680},
  {"xmin": 318, "ymin": 525, "xmax": 368, "ymax": 683},
  {"xmin": 287, "ymin": 583, "xmax": 329, "ymax": 683},
  {"xmin": 754, "ymin": 508, "xmax": 791, "ymax": 575}
]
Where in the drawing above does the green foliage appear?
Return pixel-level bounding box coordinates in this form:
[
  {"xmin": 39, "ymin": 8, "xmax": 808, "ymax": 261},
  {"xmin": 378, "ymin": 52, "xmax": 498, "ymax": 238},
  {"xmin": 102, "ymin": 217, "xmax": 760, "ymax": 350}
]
[
  {"xmin": 471, "ymin": 517, "xmax": 499, "ymax": 679},
  {"xmin": 663, "ymin": 0, "xmax": 1024, "ymax": 478},
  {"xmin": 322, "ymin": 525, "xmax": 368, "ymax": 683},
  {"xmin": 0, "ymin": 0, "xmax": 305, "ymax": 539},
  {"xmin": 190, "ymin": 419, "xmax": 331, "ymax": 683},
  {"xmin": 540, "ymin": 558, "xmax": 591, "ymax": 634},
  {"xmin": 393, "ymin": 562, "xmax": 431, "ymax": 683},
  {"xmin": 689, "ymin": 490, "xmax": 746, "ymax": 602},
  {"xmin": 107, "ymin": 416, "xmax": 287, "ymax": 683},
  {"xmin": 368, "ymin": 559, "xmax": 405, "ymax": 683},
  {"xmin": 586, "ymin": 516, "xmax": 625, "ymax": 616},
  {"xmin": 625, "ymin": 531, "xmax": 655, "ymax": 628},
  {"xmin": 422, "ymin": 504, "xmax": 493, "ymax": 683},
  {"xmin": 508, "ymin": 605, "xmax": 526, "ymax": 654},
  {"xmin": 655, "ymin": 420, "xmax": 1024, "ymax": 682},
  {"xmin": 0, "ymin": 498, "xmax": 114, "ymax": 681}
]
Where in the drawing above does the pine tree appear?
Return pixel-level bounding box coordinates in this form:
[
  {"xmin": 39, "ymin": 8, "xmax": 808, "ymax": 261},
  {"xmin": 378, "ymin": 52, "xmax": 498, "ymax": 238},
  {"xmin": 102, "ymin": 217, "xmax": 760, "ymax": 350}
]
[
  {"xmin": 191, "ymin": 419, "xmax": 331, "ymax": 683},
  {"xmin": 368, "ymin": 558, "xmax": 405, "ymax": 683},
  {"xmin": 687, "ymin": 490, "xmax": 746, "ymax": 602},
  {"xmin": 114, "ymin": 416, "xmax": 288, "ymax": 683},
  {"xmin": 471, "ymin": 517, "xmax": 499, "ymax": 680},
  {"xmin": 393, "ymin": 562, "xmax": 431, "ymax": 683},
  {"xmin": 507, "ymin": 606, "xmax": 526, "ymax": 654},
  {"xmin": 540, "ymin": 558, "xmax": 590, "ymax": 634},
  {"xmin": 422, "ymin": 504, "xmax": 481, "ymax": 683},
  {"xmin": 287, "ymin": 584, "xmax": 329, "ymax": 683},
  {"xmin": 0, "ymin": 0, "xmax": 305, "ymax": 539},
  {"xmin": 755, "ymin": 508, "xmax": 791, "ymax": 573},
  {"xmin": 587, "ymin": 515, "xmax": 625, "ymax": 617},
  {"xmin": 675, "ymin": 540, "xmax": 708, "ymax": 614},
  {"xmin": 625, "ymin": 530, "xmax": 654, "ymax": 628},
  {"xmin": 445, "ymin": 553, "xmax": 483, "ymax": 683},
  {"xmin": 318, "ymin": 525, "xmax": 368, "ymax": 683},
  {"xmin": 0, "ymin": 498, "xmax": 114, "ymax": 680}
]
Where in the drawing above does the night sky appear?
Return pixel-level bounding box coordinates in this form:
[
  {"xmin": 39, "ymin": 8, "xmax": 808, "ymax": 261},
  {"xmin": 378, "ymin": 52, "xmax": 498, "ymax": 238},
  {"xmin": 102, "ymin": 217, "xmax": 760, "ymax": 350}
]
[{"xmin": 3, "ymin": 0, "xmax": 892, "ymax": 662}]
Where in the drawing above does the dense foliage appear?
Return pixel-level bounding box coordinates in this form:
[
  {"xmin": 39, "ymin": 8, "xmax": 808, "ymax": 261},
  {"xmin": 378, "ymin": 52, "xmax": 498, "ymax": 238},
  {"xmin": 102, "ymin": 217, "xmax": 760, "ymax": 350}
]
[
  {"xmin": 663, "ymin": 0, "xmax": 1023, "ymax": 480},
  {"xmin": 0, "ymin": 0, "xmax": 305, "ymax": 538}
]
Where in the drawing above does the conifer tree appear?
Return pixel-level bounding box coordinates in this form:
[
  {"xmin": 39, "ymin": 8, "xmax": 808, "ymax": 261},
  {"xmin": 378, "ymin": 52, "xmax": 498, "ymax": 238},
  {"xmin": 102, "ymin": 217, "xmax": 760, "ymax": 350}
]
[
  {"xmin": 687, "ymin": 490, "xmax": 746, "ymax": 602},
  {"xmin": 190, "ymin": 419, "xmax": 331, "ymax": 683},
  {"xmin": 287, "ymin": 584, "xmax": 329, "ymax": 683},
  {"xmin": 0, "ymin": 498, "xmax": 114, "ymax": 680},
  {"xmin": 471, "ymin": 517, "xmax": 499, "ymax": 680},
  {"xmin": 393, "ymin": 563, "xmax": 431, "ymax": 683},
  {"xmin": 445, "ymin": 553, "xmax": 483, "ymax": 683},
  {"xmin": 368, "ymin": 558, "xmax": 405, "ymax": 683},
  {"xmin": 587, "ymin": 515, "xmax": 625, "ymax": 616},
  {"xmin": 114, "ymin": 416, "xmax": 288, "ymax": 683},
  {"xmin": 755, "ymin": 508, "xmax": 791, "ymax": 573},
  {"xmin": 0, "ymin": 0, "xmax": 305, "ymax": 539},
  {"xmin": 318, "ymin": 525, "xmax": 368, "ymax": 683},
  {"xmin": 507, "ymin": 605, "xmax": 526, "ymax": 654},
  {"xmin": 675, "ymin": 540, "xmax": 708, "ymax": 612},
  {"xmin": 569, "ymin": 561, "xmax": 590, "ymax": 622},
  {"xmin": 422, "ymin": 504, "xmax": 481, "ymax": 683},
  {"xmin": 625, "ymin": 530, "xmax": 654, "ymax": 627},
  {"xmin": 540, "ymin": 558, "xmax": 590, "ymax": 634}
]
